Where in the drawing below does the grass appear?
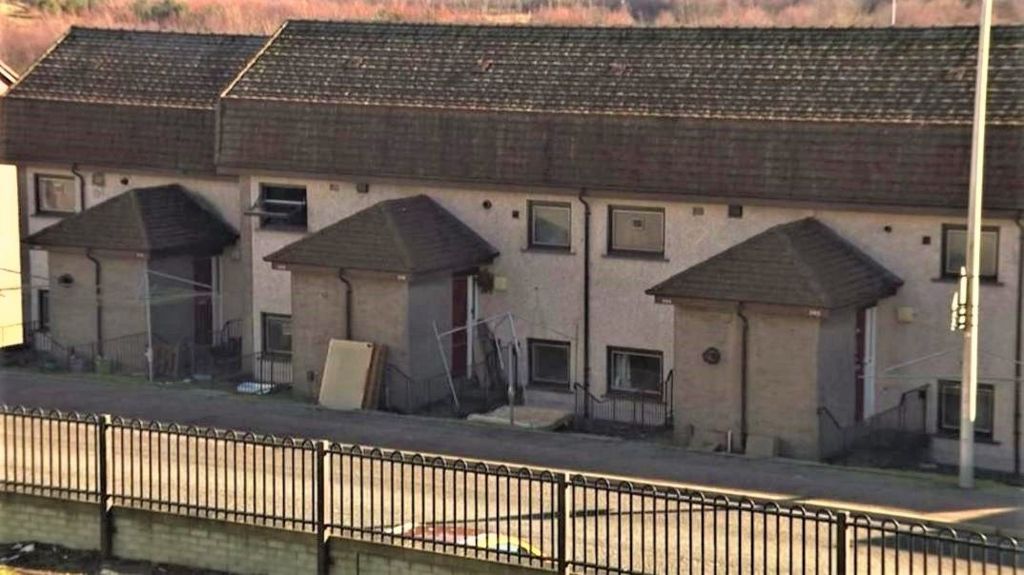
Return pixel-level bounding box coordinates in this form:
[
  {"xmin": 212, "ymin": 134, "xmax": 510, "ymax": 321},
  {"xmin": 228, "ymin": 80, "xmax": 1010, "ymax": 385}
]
[{"xmin": 1, "ymin": 0, "xmax": 1022, "ymax": 73}]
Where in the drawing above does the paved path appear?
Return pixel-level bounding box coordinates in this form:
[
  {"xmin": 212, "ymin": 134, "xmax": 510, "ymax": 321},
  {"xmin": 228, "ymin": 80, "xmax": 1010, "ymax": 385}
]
[{"xmin": 1, "ymin": 368, "xmax": 1021, "ymax": 533}]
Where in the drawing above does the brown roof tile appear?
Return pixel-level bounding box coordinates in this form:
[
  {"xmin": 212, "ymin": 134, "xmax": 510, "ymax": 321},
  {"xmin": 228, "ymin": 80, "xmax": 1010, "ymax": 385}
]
[
  {"xmin": 265, "ymin": 195, "xmax": 498, "ymax": 274},
  {"xmin": 27, "ymin": 184, "xmax": 238, "ymax": 256},
  {"xmin": 646, "ymin": 218, "xmax": 902, "ymax": 309}
]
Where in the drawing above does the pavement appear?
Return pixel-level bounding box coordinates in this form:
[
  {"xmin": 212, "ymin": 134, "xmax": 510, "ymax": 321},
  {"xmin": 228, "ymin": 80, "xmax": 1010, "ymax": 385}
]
[{"xmin": 1, "ymin": 368, "xmax": 1021, "ymax": 534}]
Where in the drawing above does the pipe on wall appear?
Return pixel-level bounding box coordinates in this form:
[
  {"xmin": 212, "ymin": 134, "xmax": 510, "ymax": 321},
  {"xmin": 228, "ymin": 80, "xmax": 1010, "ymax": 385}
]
[
  {"xmin": 578, "ymin": 189, "xmax": 592, "ymax": 417},
  {"xmin": 85, "ymin": 250, "xmax": 103, "ymax": 356},
  {"xmin": 1015, "ymin": 215, "xmax": 1023, "ymax": 477},
  {"xmin": 70, "ymin": 163, "xmax": 86, "ymax": 211},
  {"xmin": 338, "ymin": 270, "xmax": 353, "ymax": 339},
  {"xmin": 737, "ymin": 303, "xmax": 750, "ymax": 450}
]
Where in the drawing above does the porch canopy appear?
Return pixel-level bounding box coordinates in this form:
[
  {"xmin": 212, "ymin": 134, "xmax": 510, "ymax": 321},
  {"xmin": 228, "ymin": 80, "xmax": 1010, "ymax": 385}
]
[
  {"xmin": 266, "ymin": 195, "xmax": 498, "ymax": 273},
  {"xmin": 647, "ymin": 218, "xmax": 902, "ymax": 309},
  {"xmin": 26, "ymin": 184, "xmax": 237, "ymax": 257}
]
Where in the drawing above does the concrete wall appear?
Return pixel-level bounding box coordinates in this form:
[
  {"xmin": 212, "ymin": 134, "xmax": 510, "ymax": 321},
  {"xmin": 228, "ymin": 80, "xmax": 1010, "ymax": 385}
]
[
  {"xmin": 290, "ymin": 267, "xmax": 348, "ymax": 397},
  {"xmin": 0, "ymin": 493, "xmax": 547, "ymax": 575},
  {"xmin": 348, "ymin": 271, "xmax": 410, "ymax": 375},
  {"xmin": 46, "ymin": 250, "xmax": 148, "ymax": 351},
  {"xmin": 672, "ymin": 302, "xmax": 824, "ymax": 459}
]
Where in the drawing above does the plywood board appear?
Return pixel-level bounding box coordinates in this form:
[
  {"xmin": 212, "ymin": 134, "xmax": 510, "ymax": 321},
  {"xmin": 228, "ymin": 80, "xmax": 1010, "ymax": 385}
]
[
  {"xmin": 318, "ymin": 339, "xmax": 376, "ymax": 410},
  {"xmin": 362, "ymin": 345, "xmax": 388, "ymax": 409}
]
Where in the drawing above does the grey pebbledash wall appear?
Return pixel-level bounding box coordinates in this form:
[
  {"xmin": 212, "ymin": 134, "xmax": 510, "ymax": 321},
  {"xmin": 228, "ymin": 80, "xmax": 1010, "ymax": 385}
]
[{"xmin": 0, "ymin": 492, "xmax": 547, "ymax": 575}]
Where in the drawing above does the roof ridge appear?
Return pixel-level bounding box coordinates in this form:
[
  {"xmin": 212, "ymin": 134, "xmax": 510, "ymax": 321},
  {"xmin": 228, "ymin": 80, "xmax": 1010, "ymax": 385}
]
[
  {"xmin": 69, "ymin": 25, "xmax": 264, "ymax": 39},
  {"xmin": 804, "ymin": 218, "xmax": 905, "ymax": 289},
  {"xmin": 776, "ymin": 219, "xmax": 832, "ymax": 307},
  {"xmin": 128, "ymin": 188, "xmax": 153, "ymax": 253},
  {"xmin": 283, "ymin": 19, "xmax": 1024, "ymax": 32},
  {"xmin": 380, "ymin": 198, "xmax": 416, "ymax": 273}
]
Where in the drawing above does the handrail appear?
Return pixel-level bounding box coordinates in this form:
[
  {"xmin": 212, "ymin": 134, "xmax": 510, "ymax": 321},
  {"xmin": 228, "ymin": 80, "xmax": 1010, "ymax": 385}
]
[
  {"xmin": 817, "ymin": 406, "xmax": 843, "ymax": 431},
  {"xmin": 573, "ymin": 369, "xmax": 674, "ymax": 406}
]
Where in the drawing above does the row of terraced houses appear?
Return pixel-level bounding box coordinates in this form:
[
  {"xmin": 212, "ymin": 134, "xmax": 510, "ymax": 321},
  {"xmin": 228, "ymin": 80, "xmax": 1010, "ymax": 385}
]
[{"xmin": 2, "ymin": 23, "xmax": 1022, "ymax": 475}]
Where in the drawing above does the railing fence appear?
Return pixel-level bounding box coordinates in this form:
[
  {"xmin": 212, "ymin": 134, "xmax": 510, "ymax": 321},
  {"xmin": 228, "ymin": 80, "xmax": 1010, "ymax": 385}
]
[{"xmin": 1, "ymin": 405, "xmax": 1020, "ymax": 574}]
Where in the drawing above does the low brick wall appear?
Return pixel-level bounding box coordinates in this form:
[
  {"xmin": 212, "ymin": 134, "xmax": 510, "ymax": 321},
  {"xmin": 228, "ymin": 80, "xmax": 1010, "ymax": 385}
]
[
  {"xmin": 0, "ymin": 492, "xmax": 549, "ymax": 575},
  {"xmin": 0, "ymin": 492, "xmax": 98, "ymax": 551}
]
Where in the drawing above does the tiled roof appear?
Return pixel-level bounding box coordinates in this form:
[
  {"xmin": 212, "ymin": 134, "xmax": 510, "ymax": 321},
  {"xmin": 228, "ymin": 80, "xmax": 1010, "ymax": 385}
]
[
  {"xmin": 1, "ymin": 28, "xmax": 265, "ymax": 172},
  {"xmin": 647, "ymin": 218, "xmax": 902, "ymax": 309},
  {"xmin": 266, "ymin": 195, "xmax": 498, "ymax": 274},
  {"xmin": 226, "ymin": 22, "xmax": 1024, "ymax": 125},
  {"xmin": 9, "ymin": 28, "xmax": 265, "ymax": 108},
  {"xmin": 27, "ymin": 184, "xmax": 238, "ymax": 256}
]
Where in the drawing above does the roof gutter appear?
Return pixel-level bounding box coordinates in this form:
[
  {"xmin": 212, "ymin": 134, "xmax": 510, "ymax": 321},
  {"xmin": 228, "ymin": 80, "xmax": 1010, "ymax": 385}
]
[
  {"xmin": 85, "ymin": 249, "xmax": 103, "ymax": 356},
  {"xmin": 1015, "ymin": 214, "xmax": 1023, "ymax": 477}
]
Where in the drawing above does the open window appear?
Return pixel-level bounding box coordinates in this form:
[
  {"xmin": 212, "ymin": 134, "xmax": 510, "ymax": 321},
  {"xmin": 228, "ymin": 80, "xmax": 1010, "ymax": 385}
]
[{"xmin": 252, "ymin": 184, "xmax": 308, "ymax": 230}]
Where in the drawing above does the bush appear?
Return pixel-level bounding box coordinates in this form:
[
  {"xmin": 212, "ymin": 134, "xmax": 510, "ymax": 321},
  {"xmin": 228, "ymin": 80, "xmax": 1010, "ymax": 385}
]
[
  {"xmin": 28, "ymin": 0, "xmax": 101, "ymax": 14},
  {"xmin": 131, "ymin": 0, "xmax": 187, "ymax": 22}
]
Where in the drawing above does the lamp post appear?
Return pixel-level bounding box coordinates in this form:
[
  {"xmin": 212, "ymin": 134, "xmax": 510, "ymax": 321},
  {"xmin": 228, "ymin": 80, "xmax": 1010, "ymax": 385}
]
[{"xmin": 959, "ymin": 0, "xmax": 994, "ymax": 489}]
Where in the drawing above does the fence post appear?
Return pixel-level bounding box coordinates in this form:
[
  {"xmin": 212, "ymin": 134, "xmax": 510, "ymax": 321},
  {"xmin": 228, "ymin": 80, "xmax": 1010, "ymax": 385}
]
[
  {"xmin": 836, "ymin": 511, "xmax": 849, "ymax": 575},
  {"xmin": 97, "ymin": 414, "xmax": 112, "ymax": 559},
  {"xmin": 556, "ymin": 473, "xmax": 567, "ymax": 574},
  {"xmin": 316, "ymin": 440, "xmax": 328, "ymax": 575}
]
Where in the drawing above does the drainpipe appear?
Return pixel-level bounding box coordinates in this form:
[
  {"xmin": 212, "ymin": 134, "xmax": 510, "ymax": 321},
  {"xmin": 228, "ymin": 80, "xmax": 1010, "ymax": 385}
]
[
  {"xmin": 578, "ymin": 189, "xmax": 592, "ymax": 417},
  {"xmin": 70, "ymin": 163, "xmax": 86, "ymax": 211},
  {"xmin": 338, "ymin": 270, "xmax": 353, "ymax": 339},
  {"xmin": 737, "ymin": 303, "xmax": 750, "ymax": 451},
  {"xmin": 85, "ymin": 250, "xmax": 103, "ymax": 356},
  {"xmin": 1015, "ymin": 215, "xmax": 1023, "ymax": 477}
]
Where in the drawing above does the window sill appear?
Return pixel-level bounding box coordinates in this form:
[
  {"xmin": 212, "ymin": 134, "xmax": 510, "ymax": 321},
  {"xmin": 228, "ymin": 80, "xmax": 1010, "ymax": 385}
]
[
  {"xmin": 933, "ymin": 432, "xmax": 998, "ymax": 445},
  {"xmin": 34, "ymin": 211, "xmax": 76, "ymax": 218},
  {"xmin": 259, "ymin": 225, "xmax": 308, "ymax": 234},
  {"xmin": 602, "ymin": 252, "xmax": 669, "ymax": 262},
  {"xmin": 528, "ymin": 382, "xmax": 573, "ymax": 394},
  {"xmin": 522, "ymin": 246, "xmax": 575, "ymax": 256},
  {"xmin": 606, "ymin": 389, "xmax": 664, "ymax": 401},
  {"xmin": 931, "ymin": 277, "xmax": 1002, "ymax": 286}
]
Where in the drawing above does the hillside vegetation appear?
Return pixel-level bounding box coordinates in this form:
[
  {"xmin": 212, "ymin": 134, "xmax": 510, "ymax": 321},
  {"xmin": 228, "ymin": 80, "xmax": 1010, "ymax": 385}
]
[{"xmin": 1, "ymin": 0, "xmax": 1022, "ymax": 72}]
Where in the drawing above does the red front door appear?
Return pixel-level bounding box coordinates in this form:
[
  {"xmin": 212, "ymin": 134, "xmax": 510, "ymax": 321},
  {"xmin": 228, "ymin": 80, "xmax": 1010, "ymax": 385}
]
[{"xmin": 451, "ymin": 276, "xmax": 468, "ymax": 378}]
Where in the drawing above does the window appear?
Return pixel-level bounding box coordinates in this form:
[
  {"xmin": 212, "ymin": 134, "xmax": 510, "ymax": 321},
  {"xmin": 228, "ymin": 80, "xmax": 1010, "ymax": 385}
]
[
  {"xmin": 528, "ymin": 339, "xmax": 571, "ymax": 388},
  {"xmin": 608, "ymin": 347, "xmax": 663, "ymax": 395},
  {"xmin": 258, "ymin": 185, "xmax": 307, "ymax": 229},
  {"xmin": 35, "ymin": 174, "xmax": 77, "ymax": 215},
  {"xmin": 38, "ymin": 289, "xmax": 50, "ymax": 332},
  {"xmin": 609, "ymin": 206, "xmax": 664, "ymax": 256},
  {"xmin": 938, "ymin": 380, "xmax": 994, "ymax": 439},
  {"xmin": 262, "ymin": 313, "xmax": 292, "ymax": 356},
  {"xmin": 942, "ymin": 225, "xmax": 999, "ymax": 280},
  {"xmin": 528, "ymin": 202, "xmax": 571, "ymax": 249}
]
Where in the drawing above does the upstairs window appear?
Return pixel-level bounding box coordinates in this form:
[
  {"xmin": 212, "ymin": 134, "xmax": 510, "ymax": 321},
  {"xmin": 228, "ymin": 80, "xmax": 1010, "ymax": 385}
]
[
  {"xmin": 609, "ymin": 206, "xmax": 664, "ymax": 256},
  {"xmin": 608, "ymin": 347, "xmax": 663, "ymax": 396},
  {"xmin": 529, "ymin": 201, "xmax": 571, "ymax": 250},
  {"xmin": 35, "ymin": 174, "xmax": 77, "ymax": 215},
  {"xmin": 942, "ymin": 225, "xmax": 999, "ymax": 281},
  {"xmin": 258, "ymin": 185, "xmax": 307, "ymax": 229},
  {"xmin": 938, "ymin": 380, "xmax": 994, "ymax": 439},
  {"xmin": 262, "ymin": 313, "xmax": 292, "ymax": 357}
]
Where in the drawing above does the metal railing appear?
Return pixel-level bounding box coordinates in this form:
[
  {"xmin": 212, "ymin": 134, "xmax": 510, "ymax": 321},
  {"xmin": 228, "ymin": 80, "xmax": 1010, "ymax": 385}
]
[
  {"xmin": 1, "ymin": 405, "xmax": 1020, "ymax": 574},
  {"xmin": 820, "ymin": 385, "xmax": 930, "ymax": 462},
  {"xmin": 573, "ymin": 370, "xmax": 674, "ymax": 436}
]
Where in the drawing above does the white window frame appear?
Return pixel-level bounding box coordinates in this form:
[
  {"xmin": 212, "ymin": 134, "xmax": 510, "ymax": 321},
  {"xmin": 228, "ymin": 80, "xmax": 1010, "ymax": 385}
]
[
  {"xmin": 937, "ymin": 380, "xmax": 994, "ymax": 438},
  {"xmin": 608, "ymin": 206, "xmax": 665, "ymax": 256},
  {"xmin": 942, "ymin": 224, "xmax": 999, "ymax": 281},
  {"xmin": 261, "ymin": 313, "xmax": 293, "ymax": 357},
  {"xmin": 528, "ymin": 339, "xmax": 571, "ymax": 388},
  {"xmin": 258, "ymin": 184, "xmax": 308, "ymax": 229},
  {"xmin": 608, "ymin": 347, "xmax": 664, "ymax": 396},
  {"xmin": 34, "ymin": 173, "xmax": 78, "ymax": 215},
  {"xmin": 528, "ymin": 201, "xmax": 572, "ymax": 250}
]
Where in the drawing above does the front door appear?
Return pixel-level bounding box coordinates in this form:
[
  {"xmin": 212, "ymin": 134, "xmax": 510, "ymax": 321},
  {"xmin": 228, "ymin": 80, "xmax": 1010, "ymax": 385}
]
[
  {"xmin": 855, "ymin": 306, "xmax": 877, "ymax": 421},
  {"xmin": 451, "ymin": 275, "xmax": 469, "ymax": 378}
]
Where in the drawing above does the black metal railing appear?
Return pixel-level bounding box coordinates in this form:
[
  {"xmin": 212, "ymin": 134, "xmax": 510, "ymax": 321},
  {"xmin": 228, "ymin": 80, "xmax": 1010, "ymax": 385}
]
[
  {"xmin": 1, "ymin": 405, "xmax": 1020, "ymax": 574},
  {"xmin": 820, "ymin": 384, "xmax": 930, "ymax": 462},
  {"xmin": 573, "ymin": 370, "xmax": 674, "ymax": 436},
  {"xmin": 382, "ymin": 360, "xmax": 514, "ymax": 417}
]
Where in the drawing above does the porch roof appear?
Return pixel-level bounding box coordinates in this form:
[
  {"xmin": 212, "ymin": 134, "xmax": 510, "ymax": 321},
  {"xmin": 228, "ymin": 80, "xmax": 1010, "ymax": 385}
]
[
  {"xmin": 647, "ymin": 218, "xmax": 902, "ymax": 310},
  {"xmin": 26, "ymin": 184, "xmax": 238, "ymax": 257},
  {"xmin": 265, "ymin": 195, "xmax": 498, "ymax": 274}
]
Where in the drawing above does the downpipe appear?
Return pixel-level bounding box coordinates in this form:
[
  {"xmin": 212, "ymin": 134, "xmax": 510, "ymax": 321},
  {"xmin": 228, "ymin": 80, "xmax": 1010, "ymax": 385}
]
[
  {"xmin": 338, "ymin": 270, "xmax": 353, "ymax": 339},
  {"xmin": 1014, "ymin": 215, "xmax": 1023, "ymax": 477},
  {"xmin": 578, "ymin": 189, "xmax": 592, "ymax": 418},
  {"xmin": 86, "ymin": 250, "xmax": 103, "ymax": 356},
  {"xmin": 738, "ymin": 303, "xmax": 749, "ymax": 452}
]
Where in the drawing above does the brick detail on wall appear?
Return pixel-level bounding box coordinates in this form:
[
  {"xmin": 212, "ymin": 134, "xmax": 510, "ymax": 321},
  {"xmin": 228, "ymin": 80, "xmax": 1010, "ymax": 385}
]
[{"xmin": 0, "ymin": 492, "xmax": 548, "ymax": 575}]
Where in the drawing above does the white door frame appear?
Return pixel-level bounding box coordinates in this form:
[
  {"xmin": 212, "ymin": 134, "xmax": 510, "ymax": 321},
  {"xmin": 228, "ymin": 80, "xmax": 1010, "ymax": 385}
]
[{"xmin": 863, "ymin": 306, "xmax": 878, "ymax": 418}]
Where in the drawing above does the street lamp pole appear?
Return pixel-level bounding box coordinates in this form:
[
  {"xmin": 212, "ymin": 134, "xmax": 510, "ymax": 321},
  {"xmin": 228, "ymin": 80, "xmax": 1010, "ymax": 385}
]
[{"xmin": 959, "ymin": 0, "xmax": 994, "ymax": 490}]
